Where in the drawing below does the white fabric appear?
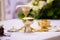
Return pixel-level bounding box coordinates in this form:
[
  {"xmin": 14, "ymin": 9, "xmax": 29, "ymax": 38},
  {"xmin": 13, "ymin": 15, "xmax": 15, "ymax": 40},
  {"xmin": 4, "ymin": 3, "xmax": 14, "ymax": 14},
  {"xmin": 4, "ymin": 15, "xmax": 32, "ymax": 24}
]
[
  {"xmin": 0, "ymin": 19, "xmax": 60, "ymax": 31},
  {"xmin": 0, "ymin": 19, "xmax": 60, "ymax": 40},
  {"xmin": 0, "ymin": 32, "xmax": 60, "ymax": 40}
]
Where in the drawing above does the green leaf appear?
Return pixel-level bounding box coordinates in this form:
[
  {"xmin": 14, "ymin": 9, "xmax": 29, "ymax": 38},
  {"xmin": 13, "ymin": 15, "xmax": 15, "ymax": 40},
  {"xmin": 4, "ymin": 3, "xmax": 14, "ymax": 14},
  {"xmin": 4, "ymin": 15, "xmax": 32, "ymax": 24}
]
[
  {"xmin": 47, "ymin": 10, "xmax": 54, "ymax": 16},
  {"xmin": 18, "ymin": 12, "xmax": 24, "ymax": 19}
]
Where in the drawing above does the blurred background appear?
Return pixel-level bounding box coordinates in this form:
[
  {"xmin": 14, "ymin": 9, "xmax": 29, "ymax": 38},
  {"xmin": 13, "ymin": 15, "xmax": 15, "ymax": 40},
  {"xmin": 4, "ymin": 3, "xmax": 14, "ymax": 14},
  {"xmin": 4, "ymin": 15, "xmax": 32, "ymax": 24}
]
[
  {"xmin": 0, "ymin": 0, "xmax": 60, "ymax": 21},
  {"xmin": 0, "ymin": 0, "xmax": 30, "ymax": 21}
]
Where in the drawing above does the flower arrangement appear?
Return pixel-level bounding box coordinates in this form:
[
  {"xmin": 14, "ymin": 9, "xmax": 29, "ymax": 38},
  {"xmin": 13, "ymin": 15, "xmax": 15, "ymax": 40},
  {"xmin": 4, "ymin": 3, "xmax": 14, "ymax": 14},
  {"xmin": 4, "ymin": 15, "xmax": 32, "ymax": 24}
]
[{"xmin": 18, "ymin": 0, "xmax": 60, "ymax": 19}]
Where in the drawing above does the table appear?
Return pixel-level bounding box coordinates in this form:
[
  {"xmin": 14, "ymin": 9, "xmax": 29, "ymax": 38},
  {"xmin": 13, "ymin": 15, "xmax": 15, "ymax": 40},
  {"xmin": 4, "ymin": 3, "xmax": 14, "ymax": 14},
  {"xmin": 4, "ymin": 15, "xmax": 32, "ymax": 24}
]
[
  {"xmin": 0, "ymin": 19, "xmax": 60, "ymax": 31},
  {"xmin": 0, "ymin": 19, "xmax": 60, "ymax": 40},
  {"xmin": 0, "ymin": 32, "xmax": 60, "ymax": 40}
]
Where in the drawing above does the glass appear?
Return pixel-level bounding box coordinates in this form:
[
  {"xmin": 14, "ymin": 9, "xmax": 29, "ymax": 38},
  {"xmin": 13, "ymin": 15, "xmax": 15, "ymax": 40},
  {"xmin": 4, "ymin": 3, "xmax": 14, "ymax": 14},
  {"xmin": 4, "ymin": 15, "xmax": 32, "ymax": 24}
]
[
  {"xmin": 16, "ymin": 5, "xmax": 34, "ymax": 32},
  {"xmin": 22, "ymin": 6, "xmax": 31, "ymax": 17}
]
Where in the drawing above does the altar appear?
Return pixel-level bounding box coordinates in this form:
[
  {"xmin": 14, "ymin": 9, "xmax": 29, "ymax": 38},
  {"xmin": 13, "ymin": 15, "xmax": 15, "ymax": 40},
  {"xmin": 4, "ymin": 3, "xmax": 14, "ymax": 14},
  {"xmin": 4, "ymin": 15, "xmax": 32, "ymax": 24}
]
[
  {"xmin": 0, "ymin": 19, "xmax": 60, "ymax": 40},
  {"xmin": 0, "ymin": 32, "xmax": 60, "ymax": 40},
  {"xmin": 0, "ymin": 19, "xmax": 60, "ymax": 32}
]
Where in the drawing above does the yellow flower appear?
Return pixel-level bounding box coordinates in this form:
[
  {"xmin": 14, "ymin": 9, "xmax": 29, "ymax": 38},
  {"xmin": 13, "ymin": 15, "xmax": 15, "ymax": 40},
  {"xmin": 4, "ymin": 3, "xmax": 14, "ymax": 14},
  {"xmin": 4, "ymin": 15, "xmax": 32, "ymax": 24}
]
[
  {"xmin": 32, "ymin": 6, "xmax": 39, "ymax": 11},
  {"xmin": 47, "ymin": 0, "xmax": 54, "ymax": 3}
]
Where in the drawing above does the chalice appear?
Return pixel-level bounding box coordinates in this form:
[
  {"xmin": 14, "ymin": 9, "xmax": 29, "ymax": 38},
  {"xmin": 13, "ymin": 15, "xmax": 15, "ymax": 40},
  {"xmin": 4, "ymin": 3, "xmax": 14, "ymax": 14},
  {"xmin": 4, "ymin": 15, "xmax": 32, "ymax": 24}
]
[{"xmin": 16, "ymin": 5, "xmax": 34, "ymax": 32}]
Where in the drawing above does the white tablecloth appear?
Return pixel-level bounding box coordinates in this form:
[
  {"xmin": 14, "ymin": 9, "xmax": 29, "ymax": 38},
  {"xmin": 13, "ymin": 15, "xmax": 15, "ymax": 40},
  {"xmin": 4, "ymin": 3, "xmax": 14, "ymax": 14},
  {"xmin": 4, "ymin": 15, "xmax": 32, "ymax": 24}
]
[
  {"xmin": 0, "ymin": 19, "xmax": 60, "ymax": 29},
  {"xmin": 0, "ymin": 19, "xmax": 60, "ymax": 31},
  {"xmin": 0, "ymin": 19, "xmax": 60, "ymax": 40},
  {"xmin": 0, "ymin": 32, "xmax": 60, "ymax": 40}
]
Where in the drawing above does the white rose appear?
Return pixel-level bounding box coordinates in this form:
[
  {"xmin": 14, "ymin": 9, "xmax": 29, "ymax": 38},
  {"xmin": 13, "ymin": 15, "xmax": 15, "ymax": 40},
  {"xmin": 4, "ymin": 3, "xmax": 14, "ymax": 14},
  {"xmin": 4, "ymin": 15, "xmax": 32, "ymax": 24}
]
[
  {"xmin": 32, "ymin": 6, "xmax": 39, "ymax": 11},
  {"xmin": 39, "ymin": 1, "xmax": 47, "ymax": 9},
  {"xmin": 47, "ymin": 0, "xmax": 54, "ymax": 3}
]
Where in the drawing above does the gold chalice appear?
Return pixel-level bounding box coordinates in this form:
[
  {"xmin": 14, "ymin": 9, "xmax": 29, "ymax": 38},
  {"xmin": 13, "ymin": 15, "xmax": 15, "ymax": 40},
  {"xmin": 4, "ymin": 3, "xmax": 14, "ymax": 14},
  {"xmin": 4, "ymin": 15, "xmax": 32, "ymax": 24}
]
[
  {"xmin": 16, "ymin": 5, "xmax": 32, "ymax": 17},
  {"xmin": 16, "ymin": 5, "xmax": 34, "ymax": 32}
]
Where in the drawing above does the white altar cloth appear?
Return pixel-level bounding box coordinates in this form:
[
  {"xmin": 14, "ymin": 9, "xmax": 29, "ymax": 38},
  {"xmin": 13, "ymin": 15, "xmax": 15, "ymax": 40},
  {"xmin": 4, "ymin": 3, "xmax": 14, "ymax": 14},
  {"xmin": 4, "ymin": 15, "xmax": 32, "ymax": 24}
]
[
  {"xmin": 0, "ymin": 19, "xmax": 60, "ymax": 40},
  {"xmin": 0, "ymin": 32, "xmax": 60, "ymax": 40},
  {"xmin": 0, "ymin": 19, "xmax": 60, "ymax": 31}
]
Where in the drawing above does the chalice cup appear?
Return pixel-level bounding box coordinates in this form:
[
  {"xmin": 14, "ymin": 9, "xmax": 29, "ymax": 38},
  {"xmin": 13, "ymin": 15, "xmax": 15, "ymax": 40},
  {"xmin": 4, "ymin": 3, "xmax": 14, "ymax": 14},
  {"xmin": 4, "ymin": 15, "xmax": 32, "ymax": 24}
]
[
  {"xmin": 22, "ymin": 5, "xmax": 31, "ymax": 17},
  {"xmin": 22, "ymin": 5, "xmax": 34, "ymax": 32},
  {"xmin": 16, "ymin": 5, "xmax": 34, "ymax": 32}
]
